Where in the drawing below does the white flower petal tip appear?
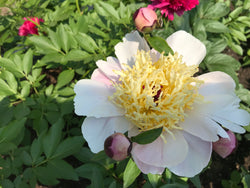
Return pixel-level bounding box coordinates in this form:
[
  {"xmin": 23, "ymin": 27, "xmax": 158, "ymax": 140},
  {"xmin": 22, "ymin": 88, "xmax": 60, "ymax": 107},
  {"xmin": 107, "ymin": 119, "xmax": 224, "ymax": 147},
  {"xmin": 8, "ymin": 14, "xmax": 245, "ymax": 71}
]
[
  {"xmin": 82, "ymin": 117, "xmax": 129, "ymax": 153},
  {"xmin": 74, "ymin": 79, "xmax": 124, "ymax": 117},
  {"xmin": 123, "ymin": 31, "xmax": 150, "ymax": 51},
  {"xmin": 166, "ymin": 30, "xmax": 206, "ymax": 66},
  {"xmin": 213, "ymin": 130, "xmax": 236, "ymax": 158}
]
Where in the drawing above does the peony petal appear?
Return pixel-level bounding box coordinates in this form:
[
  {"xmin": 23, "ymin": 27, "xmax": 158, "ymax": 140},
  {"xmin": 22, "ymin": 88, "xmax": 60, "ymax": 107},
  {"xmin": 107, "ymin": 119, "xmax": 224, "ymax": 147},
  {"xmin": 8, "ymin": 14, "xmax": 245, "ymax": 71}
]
[
  {"xmin": 96, "ymin": 57, "xmax": 122, "ymax": 83},
  {"xmin": 180, "ymin": 113, "xmax": 219, "ymax": 142},
  {"xmin": 198, "ymin": 71, "xmax": 236, "ymax": 96},
  {"xmin": 210, "ymin": 115, "xmax": 246, "ymax": 134},
  {"xmin": 168, "ymin": 132, "xmax": 212, "ymax": 177},
  {"xmin": 123, "ymin": 31, "xmax": 150, "ymax": 52},
  {"xmin": 132, "ymin": 130, "xmax": 188, "ymax": 167},
  {"xmin": 132, "ymin": 149, "xmax": 165, "ymax": 174},
  {"xmin": 91, "ymin": 68, "xmax": 113, "ymax": 86},
  {"xmin": 115, "ymin": 41, "xmax": 139, "ymax": 68},
  {"xmin": 74, "ymin": 79, "xmax": 124, "ymax": 117},
  {"xmin": 82, "ymin": 116, "xmax": 129, "ymax": 153},
  {"xmin": 166, "ymin": 30, "xmax": 206, "ymax": 66}
]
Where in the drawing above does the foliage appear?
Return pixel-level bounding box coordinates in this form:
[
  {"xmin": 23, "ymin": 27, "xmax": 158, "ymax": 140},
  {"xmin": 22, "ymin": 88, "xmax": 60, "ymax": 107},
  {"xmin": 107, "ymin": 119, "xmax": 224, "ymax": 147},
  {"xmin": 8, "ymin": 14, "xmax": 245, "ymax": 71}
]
[{"xmin": 0, "ymin": 0, "xmax": 249, "ymax": 187}]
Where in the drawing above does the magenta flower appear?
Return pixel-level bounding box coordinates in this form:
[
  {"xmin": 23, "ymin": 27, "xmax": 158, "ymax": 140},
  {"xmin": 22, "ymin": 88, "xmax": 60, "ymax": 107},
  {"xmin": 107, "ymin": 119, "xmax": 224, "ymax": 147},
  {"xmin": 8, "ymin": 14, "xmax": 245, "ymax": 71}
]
[
  {"xmin": 133, "ymin": 7, "xmax": 158, "ymax": 33},
  {"xmin": 213, "ymin": 130, "xmax": 237, "ymax": 158},
  {"xmin": 19, "ymin": 17, "xmax": 44, "ymax": 36},
  {"xmin": 148, "ymin": 0, "xmax": 199, "ymax": 21}
]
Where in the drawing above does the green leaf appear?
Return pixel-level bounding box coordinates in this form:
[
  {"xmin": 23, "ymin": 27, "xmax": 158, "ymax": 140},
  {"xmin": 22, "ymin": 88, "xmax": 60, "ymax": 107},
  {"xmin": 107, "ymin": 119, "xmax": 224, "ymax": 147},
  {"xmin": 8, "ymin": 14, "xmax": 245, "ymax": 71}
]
[
  {"xmin": 22, "ymin": 49, "xmax": 33, "ymax": 75},
  {"xmin": 75, "ymin": 32, "xmax": 99, "ymax": 53},
  {"xmin": 48, "ymin": 159, "xmax": 78, "ymax": 181},
  {"xmin": 21, "ymin": 151, "xmax": 32, "ymax": 166},
  {"xmin": 65, "ymin": 49, "xmax": 91, "ymax": 62},
  {"xmin": 55, "ymin": 69, "xmax": 75, "ymax": 89},
  {"xmin": 0, "ymin": 118, "xmax": 26, "ymax": 144},
  {"xmin": 98, "ymin": 2, "xmax": 120, "ymax": 20},
  {"xmin": 123, "ymin": 159, "xmax": 141, "ymax": 188},
  {"xmin": 190, "ymin": 175, "xmax": 202, "ymax": 188},
  {"xmin": 29, "ymin": 36, "xmax": 60, "ymax": 54},
  {"xmin": 0, "ymin": 78, "xmax": 16, "ymax": 96},
  {"xmin": 53, "ymin": 136, "xmax": 84, "ymax": 159},
  {"xmin": 204, "ymin": 3, "xmax": 230, "ymax": 19},
  {"xmin": 48, "ymin": 28, "xmax": 61, "ymax": 50},
  {"xmin": 229, "ymin": 7, "xmax": 243, "ymax": 19},
  {"xmin": 0, "ymin": 98, "xmax": 13, "ymax": 126},
  {"xmin": 131, "ymin": 127, "xmax": 162, "ymax": 144},
  {"xmin": 76, "ymin": 163, "xmax": 105, "ymax": 188},
  {"xmin": 204, "ymin": 20, "xmax": 230, "ymax": 33},
  {"xmin": 148, "ymin": 173, "xmax": 162, "ymax": 188},
  {"xmin": 42, "ymin": 118, "xmax": 64, "ymax": 158},
  {"xmin": 159, "ymin": 183, "xmax": 188, "ymax": 188},
  {"xmin": 58, "ymin": 24, "xmax": 70, "ymax": 53},
  {"xmin": 30, "ymin": 138, "xmax": 43, "ymax": 163},
  {"xmin": 0, "ymin": 70, "xmax": 18, "ymax": 94},
  {"xmin": 34, "ymin": 166, "xmax": 59, "ymax": 185},
  {"xmin": 146, "ymin": 35, "xmax": 174, "ymax": 55},
  {"xmin": 14, "ymin": 102, "xmax": 30, "ymax": 120},
  {"xmin": 21, "ymin": 81, "xmax": 31, "ymax": 97},
  {"xmin": 0, "ymin": 58, "xmax": 23, "ymax": 77}
]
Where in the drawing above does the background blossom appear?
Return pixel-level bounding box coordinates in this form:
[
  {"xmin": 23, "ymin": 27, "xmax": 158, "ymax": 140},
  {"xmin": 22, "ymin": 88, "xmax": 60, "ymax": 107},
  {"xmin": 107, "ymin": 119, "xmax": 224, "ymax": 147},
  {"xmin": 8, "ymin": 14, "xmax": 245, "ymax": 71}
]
[
  {"xmin": 148, "ymin": 0, "xmax": 199, "ymax": 20},
  {"xmin": 19, "ymin": 17, "xmax": 44, "ymax": 36}
]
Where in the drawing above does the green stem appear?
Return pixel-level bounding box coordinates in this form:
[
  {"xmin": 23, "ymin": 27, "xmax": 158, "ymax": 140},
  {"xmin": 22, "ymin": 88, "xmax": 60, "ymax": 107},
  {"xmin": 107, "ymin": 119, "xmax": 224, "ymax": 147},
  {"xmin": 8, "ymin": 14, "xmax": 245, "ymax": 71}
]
[{"xmin": 76, "ymin": 0, "xmax": 81, "ymax": 14}]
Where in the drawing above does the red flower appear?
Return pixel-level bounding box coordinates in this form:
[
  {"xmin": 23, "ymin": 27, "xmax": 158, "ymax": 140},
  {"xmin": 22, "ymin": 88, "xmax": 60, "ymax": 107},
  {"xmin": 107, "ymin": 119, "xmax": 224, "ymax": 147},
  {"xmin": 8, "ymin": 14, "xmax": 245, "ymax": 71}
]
[
  {"xmin": 19, "ymin": 17, "xmax": 44, "ymax": 36},
  {"xmin": 148, "ymin": 0, "xmax": 199, "ymax": 21}
]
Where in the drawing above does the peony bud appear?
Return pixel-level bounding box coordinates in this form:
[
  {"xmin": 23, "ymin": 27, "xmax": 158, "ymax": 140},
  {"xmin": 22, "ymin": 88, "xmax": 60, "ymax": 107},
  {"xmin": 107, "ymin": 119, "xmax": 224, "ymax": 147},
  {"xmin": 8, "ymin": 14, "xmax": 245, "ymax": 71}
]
[
  {"xmin": 133, "ymin": 7, "xmax": 158, "ymax": 33},
  {"xmin": 212, "ymin": 130, "xmax": 237, "ymax": 158},
  {"xmin": 104, "ymin": 133, "xmax": 132, "ymax": 161},
  {"xmin": 19, "ymin": 17, "xmax": 44, "ymax": 36}
]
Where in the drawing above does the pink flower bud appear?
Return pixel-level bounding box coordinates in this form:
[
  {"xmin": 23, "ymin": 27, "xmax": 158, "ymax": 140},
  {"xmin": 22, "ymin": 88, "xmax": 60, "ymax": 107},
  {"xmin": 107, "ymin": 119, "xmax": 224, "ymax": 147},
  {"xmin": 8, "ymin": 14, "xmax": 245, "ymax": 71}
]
[
  {"xmin": 133, "ymin": 7, "xmax": 158, "ymax": 33},
  {"xmin": 19, "ymin": 17, "xmax": 44, "ymax": 36},
  {"xmin": 212, "ymin": 130, "xmax": 237, "ymax": 158},
  {"xmin": 104, "ymin": 133, "xmax": 132, "ymax": 161}
]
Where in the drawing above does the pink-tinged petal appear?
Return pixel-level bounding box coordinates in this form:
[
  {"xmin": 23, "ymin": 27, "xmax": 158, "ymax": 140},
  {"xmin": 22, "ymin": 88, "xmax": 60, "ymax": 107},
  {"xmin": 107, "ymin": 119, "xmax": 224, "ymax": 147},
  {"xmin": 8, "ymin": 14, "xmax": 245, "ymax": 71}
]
[
  {"xmin": 150, "ymin": 48, "xmax": 161, "ymax": 62},
  {"xmin": 96, "ymin": 57, "xmax": 122, "ymax": 83},
  {"xmin": 213, "ymin": 130, "xmax": 236, "ymax": 158},
  {"xmin": 123, "ymin": 31, "xmax": 150, "ymax": 52},
  {"xmin": 168, "ymin": 132, "xmax": 212, "ymax": 177},
  {"xmin": 74, "ymin": 79, "xmax": 124, "ymax": 117},
  {"xmin": 132, "ymin": 149, "xmax": 165, "ymax": 174},
  {"xmin": 198, "ymin": 71, "xmax": 236, "ymax": 96},
  {"xmin": 82, "ymin": 116, "xmax": 129, "ymax": 153},
  {"xmin": 166, "ymin": 30, "xmax": 206, "ymax": 66},
  {"xmin": 180, "ymin": 113, "xmax": 219, "ymax": 142},
  {"xmin": 91, "ymin": 69, "xmax": 113, "ymax": 86},
  {"xmin": 132, "ymin": 131, "xmax": 188, "ymax": 167}
]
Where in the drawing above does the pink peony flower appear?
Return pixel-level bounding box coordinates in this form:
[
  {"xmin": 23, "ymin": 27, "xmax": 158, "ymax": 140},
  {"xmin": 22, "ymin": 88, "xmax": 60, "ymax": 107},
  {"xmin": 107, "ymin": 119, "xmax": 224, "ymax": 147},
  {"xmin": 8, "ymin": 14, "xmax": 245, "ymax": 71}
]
[
  {"xmin": 213, "ymin": 130, "xmax": 237, "ymax": 158},
  {"xmin": 104, "ymin": 133, "xmax": 132, "ymax": 161},
  {"xmin": 19, "ymin": 17, "xmax": 44, "ymax": 36},
  {"xmin": 133, "ymin": 7, "xmax": 158, "ymax": 33},
  {"xmin": 148, "ymin": 0, "xmax": 199, "ymax": 21},
  {"xmin": 74, "ymin": 30, "xmax": 250, "ymax": 177}
]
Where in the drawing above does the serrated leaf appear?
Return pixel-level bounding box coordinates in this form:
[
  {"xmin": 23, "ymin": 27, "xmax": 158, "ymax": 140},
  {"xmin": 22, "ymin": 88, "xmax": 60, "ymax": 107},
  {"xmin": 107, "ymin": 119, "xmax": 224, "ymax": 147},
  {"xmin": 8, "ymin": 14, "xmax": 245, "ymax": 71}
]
[
  {"xmin": 146, "ymin": 35, "xmax": 174, "ymax": 55},
  {"xmin": 29, "ymin": 36, "xmax": 60, "ymax": 54},
  {"xmin": 55, "ymin": 69, "xmax": 75, "ymax": 89},
  {"xmin": 75, "ymin": 32, "xmax": 98, "ymax": 53},
  {"xmin": 48, "ymin": 159, "xmax": 78, "ymax": 181},
  {"xmin": 123, "ymin": 158, "xmax": 141, "ymax": 188},
  {"xmin": 131, "ymin": 127, "xmax": 162, "ymax": 144},
  {"xmin": 22, "ymin": 49, "xmax": 33, "ymax": 75}
]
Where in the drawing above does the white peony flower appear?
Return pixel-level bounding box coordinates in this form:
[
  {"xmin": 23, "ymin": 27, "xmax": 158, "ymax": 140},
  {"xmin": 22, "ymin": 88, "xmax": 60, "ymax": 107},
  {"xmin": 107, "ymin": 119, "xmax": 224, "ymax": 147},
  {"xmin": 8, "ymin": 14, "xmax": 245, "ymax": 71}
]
[{"xmin": 74, "ymin": 30, "xmax": 250, "ymax": 177}]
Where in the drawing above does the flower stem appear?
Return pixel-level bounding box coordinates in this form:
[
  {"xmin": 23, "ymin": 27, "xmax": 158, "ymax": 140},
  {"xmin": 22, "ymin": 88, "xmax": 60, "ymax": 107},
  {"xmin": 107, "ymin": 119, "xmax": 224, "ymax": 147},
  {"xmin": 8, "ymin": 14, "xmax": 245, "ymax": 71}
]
[{"xmin": 76, "ymin": 0, "xmax": 81, "ymax": 14}]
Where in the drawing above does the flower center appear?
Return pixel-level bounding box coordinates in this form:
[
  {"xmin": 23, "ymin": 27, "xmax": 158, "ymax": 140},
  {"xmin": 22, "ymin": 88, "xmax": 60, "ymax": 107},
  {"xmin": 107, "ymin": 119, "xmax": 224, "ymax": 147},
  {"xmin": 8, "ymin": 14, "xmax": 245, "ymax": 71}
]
[{"xmin": 110, "ymin": 51, "xmax": 203, "ymax": 132}]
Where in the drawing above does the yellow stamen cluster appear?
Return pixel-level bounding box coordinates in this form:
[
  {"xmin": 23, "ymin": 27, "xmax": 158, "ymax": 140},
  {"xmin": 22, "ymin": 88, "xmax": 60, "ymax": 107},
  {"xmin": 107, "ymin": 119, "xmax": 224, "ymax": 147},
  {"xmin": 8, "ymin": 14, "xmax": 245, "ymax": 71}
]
[{"xmin": 110, "ymin": 51, "xmax": 203, "ymax": 132}]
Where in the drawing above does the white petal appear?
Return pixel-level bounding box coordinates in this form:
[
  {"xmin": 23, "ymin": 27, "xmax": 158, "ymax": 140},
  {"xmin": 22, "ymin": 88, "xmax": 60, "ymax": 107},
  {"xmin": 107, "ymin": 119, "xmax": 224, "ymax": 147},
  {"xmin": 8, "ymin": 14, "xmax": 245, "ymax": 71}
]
[
  {"xmin": 82, "ymin": 116, "xmax": 129, "ymax": 153},
  {"xmin": 74, "ymin": 79, "xmax": 124, "ymax": 117},
  {"xmin": 215, "ymin": 108, "xmax": 250, "ymax": 126},
  {"xmin": 123, "ymin": 31, "xmax": 150, "ymax": 52},
  {"xmin": 181, "ymin": 114, "xmax": 219, "ymax": 142},
  {"xmin": 168, "ymin": 132, "xmax": 212, "ymax": 177},
  {"xmin": 166, "ymin": 30, "xmax": 206, "ymax": 66},
  {"xmin": 198, "ymin": 71, "xmax": 236, "ymax": 96},
  {"xmin": 132, "ymin": 150, "xmax": 165, "ymax": 174},
  {"xmin": 91, "ymin": 69, "xmax": 113, "ymax": 86},
  {"xmin": 132, "ymin": 131, "xmax": 188, "ymax": 167},
  {"xmin": 210, "ymin": 115, "xmax": 246, "ymax": 134},
  {"xmin": 96, "ymin": 57, "xmax": 122, "ymax": 82}
]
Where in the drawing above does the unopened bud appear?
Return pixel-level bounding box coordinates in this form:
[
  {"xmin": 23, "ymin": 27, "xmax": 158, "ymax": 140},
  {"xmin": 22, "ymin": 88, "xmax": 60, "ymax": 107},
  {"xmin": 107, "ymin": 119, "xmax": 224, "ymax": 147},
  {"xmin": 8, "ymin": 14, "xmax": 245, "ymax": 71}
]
[
  {"xmin": 213, "ymin": 130, "xmax": 237, "ymax": 158},
  {"xmin": 104, "ymin": 133, "xmax": 132, "ymax": 161},
  {"xmin": 133, "ymin": 7, "xmax": 158, "ymax": 33}
]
